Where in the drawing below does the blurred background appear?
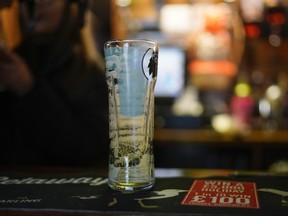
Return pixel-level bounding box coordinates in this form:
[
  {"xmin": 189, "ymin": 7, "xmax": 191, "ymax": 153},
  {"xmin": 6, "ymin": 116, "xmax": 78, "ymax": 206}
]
[
  {"xmin": 110, "ymin": 0, "xmax": 288, "ymax": 172},
  {"xmin": 1, "ymin": 0, "xmax": 288, "ymax": 171}
]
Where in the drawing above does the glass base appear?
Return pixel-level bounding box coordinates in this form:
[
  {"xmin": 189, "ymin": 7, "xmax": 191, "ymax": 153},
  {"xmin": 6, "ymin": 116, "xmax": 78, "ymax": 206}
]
[{"xmin": 108, "ymin": 180, "xmax": 154, "ymax": 193}]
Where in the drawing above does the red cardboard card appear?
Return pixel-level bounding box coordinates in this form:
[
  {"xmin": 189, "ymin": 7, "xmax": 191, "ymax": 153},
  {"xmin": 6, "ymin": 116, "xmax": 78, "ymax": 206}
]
[{"xmin": 182, "ymin": 180, "xmax": 260, "ymax": 209}]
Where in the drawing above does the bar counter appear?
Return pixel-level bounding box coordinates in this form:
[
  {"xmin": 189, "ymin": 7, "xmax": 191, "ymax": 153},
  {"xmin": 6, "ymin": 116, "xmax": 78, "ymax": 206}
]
[
  {"xmin": 154, "ymin": 129, "xmax": 288, "ymax": 170},
  {"xmin": 0, "ymin": 167, "xmax": 287, "ymax": 216}
]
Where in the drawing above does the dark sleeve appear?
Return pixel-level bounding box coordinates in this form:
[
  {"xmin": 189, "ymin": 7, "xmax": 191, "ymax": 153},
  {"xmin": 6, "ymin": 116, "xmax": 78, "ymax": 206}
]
[{"xmin": 11, "ymin": 63, "xmax": 109, "ymax": 167}]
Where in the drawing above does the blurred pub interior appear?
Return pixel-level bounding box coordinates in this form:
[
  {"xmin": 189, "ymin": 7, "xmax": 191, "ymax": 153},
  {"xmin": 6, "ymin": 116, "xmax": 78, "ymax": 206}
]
[
  {"xmin": 1, "ymin": 0, "xmax": 288, "ymax": 171},
  {"xmin": 110, "ymin": 0, "xmax": 288, "ymax": 171}
]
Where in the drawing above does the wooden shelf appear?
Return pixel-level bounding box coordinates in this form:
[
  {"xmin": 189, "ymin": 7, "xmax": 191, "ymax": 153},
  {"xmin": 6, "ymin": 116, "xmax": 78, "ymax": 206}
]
[{"xmin": 154, "ymin": 129, "xmax": 288, "ymax": 144}]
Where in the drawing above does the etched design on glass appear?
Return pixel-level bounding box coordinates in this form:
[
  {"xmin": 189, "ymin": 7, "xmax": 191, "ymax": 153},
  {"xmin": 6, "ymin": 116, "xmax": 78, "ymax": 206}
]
[
  {"xmin": 142, "ymin": 48, "xmax": 158, "ymax": 79},
  {"xmin": 105, "ymin": 47, "xmax": 157, "ymax": 169}
]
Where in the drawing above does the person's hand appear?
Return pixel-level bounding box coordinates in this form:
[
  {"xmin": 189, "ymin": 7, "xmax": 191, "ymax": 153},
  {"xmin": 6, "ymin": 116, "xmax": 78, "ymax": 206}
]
[{"xmin": 0, "ymin": 47, "xmax": 34, "ymax": 96}]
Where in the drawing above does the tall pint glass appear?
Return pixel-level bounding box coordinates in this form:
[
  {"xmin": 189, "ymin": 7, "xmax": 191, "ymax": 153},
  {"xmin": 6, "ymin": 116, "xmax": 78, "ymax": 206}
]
[{"xmin": 104, "ymin": 39, "xmax": 158, "ymax": 192}]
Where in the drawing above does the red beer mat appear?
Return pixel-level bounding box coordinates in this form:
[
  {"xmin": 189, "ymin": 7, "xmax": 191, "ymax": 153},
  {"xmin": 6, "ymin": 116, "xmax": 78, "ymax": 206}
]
[{"xmin": 182, "ymin": 180, "xmax": 260, "ymax": 209}]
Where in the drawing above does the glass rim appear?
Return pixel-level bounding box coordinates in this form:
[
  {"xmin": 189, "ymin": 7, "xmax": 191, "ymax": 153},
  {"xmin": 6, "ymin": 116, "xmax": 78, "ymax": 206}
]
[{"xmin": 104, "ymin": 39, "xmax": 158, "ymax": 48}]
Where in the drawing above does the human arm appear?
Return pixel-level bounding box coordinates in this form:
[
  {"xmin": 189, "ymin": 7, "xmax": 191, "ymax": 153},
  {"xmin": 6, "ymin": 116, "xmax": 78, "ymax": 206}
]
[{"xmin": 0, "ymin": 47, "xmax": 34, "ymax": 96}]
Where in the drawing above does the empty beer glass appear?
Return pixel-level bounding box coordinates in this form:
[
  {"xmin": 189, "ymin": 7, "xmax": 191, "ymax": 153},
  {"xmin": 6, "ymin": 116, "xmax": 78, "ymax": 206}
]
[{"xmin": 104, "ymin": 39, "xmax": 158, "ymax": 192}]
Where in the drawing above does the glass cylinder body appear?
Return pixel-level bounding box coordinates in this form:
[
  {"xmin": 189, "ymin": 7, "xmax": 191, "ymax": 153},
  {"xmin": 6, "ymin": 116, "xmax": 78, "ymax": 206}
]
[{"xmin": 104, "ymin": 39, "xmax": 158, "ymax": 192}]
